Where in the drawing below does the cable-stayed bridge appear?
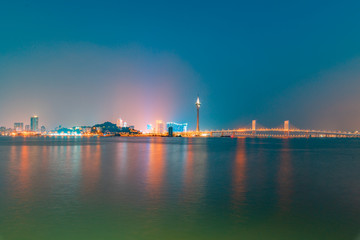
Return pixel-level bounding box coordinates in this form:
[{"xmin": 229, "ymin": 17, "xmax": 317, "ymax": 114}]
[{"xmin": 183, "ymin": 120, "xmax": 360, "ymax": 138}]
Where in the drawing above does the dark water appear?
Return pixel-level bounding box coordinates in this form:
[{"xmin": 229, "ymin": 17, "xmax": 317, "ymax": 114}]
[{"xmin": 0, "ymin": 136, "xmax": 359, "ymax": 240}]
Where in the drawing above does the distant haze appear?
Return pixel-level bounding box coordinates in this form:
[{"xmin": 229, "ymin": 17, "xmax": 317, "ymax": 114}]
[{"xmin": 0, "ymin": 44, "xmax": 200, "ymax": 130}]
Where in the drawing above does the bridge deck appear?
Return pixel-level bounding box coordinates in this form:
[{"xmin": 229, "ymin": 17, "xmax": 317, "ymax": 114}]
[{"xmin": 181, "ymin": 128, "xmax": 360, "ymax": 138}]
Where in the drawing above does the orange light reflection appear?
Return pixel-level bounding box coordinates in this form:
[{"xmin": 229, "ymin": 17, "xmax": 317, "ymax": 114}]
[
  {"xmin": 277, "ymin": 139, "xmax": 293, "ymax": 212},
  {"xmin": 147, "ymin": 140, "xmax": 165, "ymax": 200},
  {"xmin": 232, "ymin": 139, "xmax": 247, "ymax": 209}
]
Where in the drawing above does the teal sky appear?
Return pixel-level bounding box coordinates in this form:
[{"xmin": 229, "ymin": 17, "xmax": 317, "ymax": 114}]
[{"xmin": 1, "ymin": 0, "xmax": 360, "ymax": 130}]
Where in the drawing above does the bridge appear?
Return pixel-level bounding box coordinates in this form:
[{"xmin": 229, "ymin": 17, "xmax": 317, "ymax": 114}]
[{"xmin": 181, "ymin": 120, "xmax": 360, "ymax": 138}]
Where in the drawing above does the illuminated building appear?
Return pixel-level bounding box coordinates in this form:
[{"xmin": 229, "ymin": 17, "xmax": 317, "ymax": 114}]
[
  {"xmin": 195, "ymin": 96, "xmax": 201, "ymax": 132},
  {"xmin": 53, "ymin": 127, "xmax": 81, "ymax": 136},
  {"xmin": 117, "ymin": 118, "xmax": 124, "ymax": 128},
  {"xmin": 25, "ymin": 125, "xmax": 30, "ymax": 131},
  {"xmin": 166, "ymin": 122, "xmax": 188, "ymax": 132},
  {"xmin": 147, "ymin": 124, "xmax": 153, "ymax": 133},
  {"xmin": 14, "ymin": 122, "xmax": 24, "ymax": 132},
  {"xmin": 155, "ymin": 120, "xmax": 165, "ymax": 134},
  {"xmin": 168, "ymin": 126, "xmax": 173, "ymax": 137},
  {"xmin": 30, "ymin": 116, "xmax": 39, "ymax": 131},
  {"xmin": 80, "ymin": 127, "xmax": 92, "ymax": 133}
]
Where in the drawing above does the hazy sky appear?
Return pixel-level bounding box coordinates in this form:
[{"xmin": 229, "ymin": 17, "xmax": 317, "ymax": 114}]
[{"xmin": 1, "ymin": 0, "xmax": 360, "ymax": 131}]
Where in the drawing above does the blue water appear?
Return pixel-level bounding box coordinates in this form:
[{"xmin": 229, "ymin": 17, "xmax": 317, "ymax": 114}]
[{"xmin": 0, "ymin": 136, "xmax": 359, "ymax": 239}]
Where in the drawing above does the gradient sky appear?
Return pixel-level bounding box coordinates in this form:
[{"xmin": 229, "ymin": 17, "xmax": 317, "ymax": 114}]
[{"xmin": 1, "ymin": 0, "xmax": 360, "ymax": 131}]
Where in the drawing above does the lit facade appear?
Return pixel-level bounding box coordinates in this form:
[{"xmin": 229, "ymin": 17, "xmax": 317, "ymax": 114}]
[
  {"xmin": 155, "ymin": 120, "xmax": 165, "ymax": 134},
  {"xmin": 147, "ymin": 124, "xmax": 153, "ymax": 133},
  {"xmin": 14, "ymin": 122, "xmax": 24, "ymax": 131},
  {"xmin": 168, "ymin": 126, "xmax": 173, "ymax": 137},
  {"xmin": 166, "ymin": 122, "xmax": 188, "ymax": 132},
  {"xmin": 30, "ymin": 116, "xmax": 39, "ymax": 131},
  {"xmin": 117, "ymin": 118, "xmax": 124, "ymax": 128}
]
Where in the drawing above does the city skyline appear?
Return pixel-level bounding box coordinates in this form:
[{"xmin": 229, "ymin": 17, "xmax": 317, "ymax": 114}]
[{"xmin": 2, "ymin": 92, "xmax": 360, "ymax": 133}]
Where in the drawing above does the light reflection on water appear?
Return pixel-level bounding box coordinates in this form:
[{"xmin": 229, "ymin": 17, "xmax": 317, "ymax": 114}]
[
  {"xmin": 277, "ymin": 139, "xmax": 293, "ymax": 212},
  {"xmin": 0, "ymin": 136, "xmax": 359, "ymax": 240},
  {"xmin": 232, "ymin": 139, "xmax": 247, "ymax": 211},
  {"xmin": 146, "ymin": 140, "xmax": 166, "ymax": 201}
]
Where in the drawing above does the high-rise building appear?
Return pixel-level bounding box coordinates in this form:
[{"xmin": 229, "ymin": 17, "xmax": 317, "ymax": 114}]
[
  {"xmin": 195, "ymin": 96, "xmax": 201, "ymax": 132},
  {"xmin": 155, "ymin": 120, "xmax": 165, "ymax": 134},
  {"xmin": 30, "ymin": 116, "xmax": 39, "ymax": 131},
  {"xmin": 168, "ymin": 126, "xmax": 173, "ymax": 137},
  {"xmin": 116, "ymin": 118, "xmax": 124, "ymax": 128},
  {"xmin": 147, "ymin": 124, "xmax": 153, "ymax": 133},
  {"xmin": 25, "ymin": 125, "xmax": 30, "ymax": 131},
  {"xmin": 166, "ymin": 122, "xmax": 188, "ymax": 132},
  {"xmin": 14, "ymin": 122, "xmax": 24, "ymax": 131}
]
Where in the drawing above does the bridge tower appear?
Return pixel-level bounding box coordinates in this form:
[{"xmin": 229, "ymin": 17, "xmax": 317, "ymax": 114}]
[
  {"xmin": 252, "ymin": 120, "xmax": 256, "ymax": 136},
  {"xmin": 195, "ymin": 96, "xmax": 201, "ymax": 132},
  {"xmin": 284, "ymin": 120, "xmax": 289, "ymax": 136},
  {"xmin": 252, "ymin": 120, "xmax": 256, "ymax": 131}
]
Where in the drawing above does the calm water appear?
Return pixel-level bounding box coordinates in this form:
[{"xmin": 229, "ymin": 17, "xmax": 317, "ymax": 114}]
[{"xmin": 0, "ymin": 136, "xmax": 359, "ymax": 240}]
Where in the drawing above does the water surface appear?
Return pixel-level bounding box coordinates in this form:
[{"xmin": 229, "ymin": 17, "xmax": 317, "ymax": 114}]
[{"xmin": 0, "ymin": 137, "xmax": 359, "ymax": 240}]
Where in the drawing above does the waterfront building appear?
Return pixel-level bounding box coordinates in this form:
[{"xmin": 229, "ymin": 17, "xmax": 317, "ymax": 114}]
[
  {"xmin": 155, "ymin": 120, "xmax": 165, "ymax": 134},
  {"xmin": 55, "ymin": 127, "xmax": 81, "ymax": 135},
  {"xmin": 80, "ymin": 127, "xmax": 92, "ymax": 133},
  {"xmin": 166, "ymin": 122, "xmax": 188, "ymax": 132},
  {"xmin": 168, "ymin": 126, "xmax": 173, "ymax": 137},
  {"xmin": 195, "ymin": 96, "xmax": 201, "ymax": 132},
  {"xmin": 41, "ymin": 126, "xmax": 46, "ymax": 133},
  {"xmin": 147, "ymin": 124, "xmax": 153, "ymax": 133},
  {"xmin": 116, "ymin": 118, "xmax": 124, "ymax": 128},
  {"xmin": 14, "ymin": 122, "xmax": 24, "ymax": 131},
  {"xmin": 25, "ymin": 125, "xmax": 30, "ymax": 131},
  {"xmin": 30, "ymin": 116, "xmax": 39, "ymax": 131}
]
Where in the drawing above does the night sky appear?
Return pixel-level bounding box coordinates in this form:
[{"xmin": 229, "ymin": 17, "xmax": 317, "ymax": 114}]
[{"xmin": 1, "ymin": 0, "xmax": 360, "ymax": 131}]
